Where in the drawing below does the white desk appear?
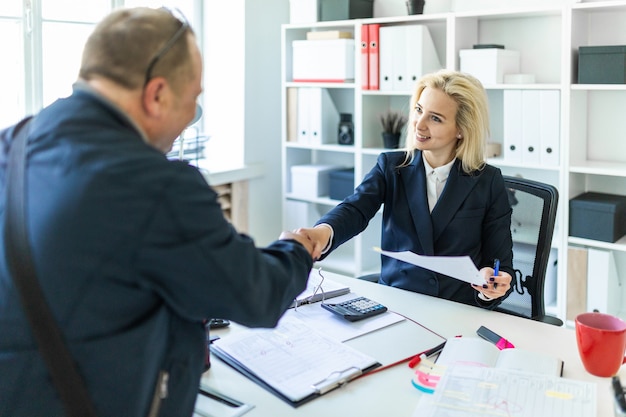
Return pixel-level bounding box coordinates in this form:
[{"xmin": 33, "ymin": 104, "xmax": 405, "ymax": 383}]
[{"xmin": 201, "ymin": 271, "xmax": 619, "ymax": 417}]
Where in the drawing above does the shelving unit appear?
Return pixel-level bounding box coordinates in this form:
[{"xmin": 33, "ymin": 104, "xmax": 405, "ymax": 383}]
[{"xmin": 280, "ymin": 1, "xmax": 626, "ymax": 324}]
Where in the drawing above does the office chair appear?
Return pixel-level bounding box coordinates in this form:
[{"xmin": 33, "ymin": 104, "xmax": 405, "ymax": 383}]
[
  {"xmin": 359, "ymin": 176, "xmax": 562, "ymax": 326},
  {"xmin": 495, "ymin": 176, "xmax": 562, "ymax": 326}
]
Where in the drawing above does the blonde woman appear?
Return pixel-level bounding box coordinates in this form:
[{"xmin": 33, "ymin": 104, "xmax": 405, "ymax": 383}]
[{"xmin": 297, "ymin": 69, "xmax": 513, "ymax": 308}]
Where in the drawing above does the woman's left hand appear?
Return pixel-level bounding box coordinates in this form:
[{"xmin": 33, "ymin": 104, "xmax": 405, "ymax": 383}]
[{"xmin": 472, "ymin": 266, "xmax": 512, "ymax": 299}]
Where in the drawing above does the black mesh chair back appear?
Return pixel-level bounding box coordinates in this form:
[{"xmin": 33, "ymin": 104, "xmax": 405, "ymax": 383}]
[{"xmin": 496, "ymin": 176, "xmax": 563, "ymax": 326}]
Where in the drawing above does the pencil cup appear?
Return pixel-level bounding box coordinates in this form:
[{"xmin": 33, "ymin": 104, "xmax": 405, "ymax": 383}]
[{"xmin": 575, "ymin": 312, "xmax": 626, "ymax": 377}]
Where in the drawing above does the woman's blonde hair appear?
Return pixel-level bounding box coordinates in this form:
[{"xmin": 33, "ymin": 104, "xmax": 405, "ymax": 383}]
[{"xmin": 401, "ymin": 69, "xmax": 489, "ymax": 173}]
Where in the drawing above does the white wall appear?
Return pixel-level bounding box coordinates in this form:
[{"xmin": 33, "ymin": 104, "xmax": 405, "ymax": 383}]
[{"xmin": 243, "ymin": 0, "xmax": 290, "ymax": 245}]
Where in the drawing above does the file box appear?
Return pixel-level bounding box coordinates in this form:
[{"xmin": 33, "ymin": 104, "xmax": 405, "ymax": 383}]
[
  {"xmin": 569, "ymin": 192, "xmax": 626, "ymax": 242},
  {"xmin": 289, "ymin": 0, "xmax": 373, "ymax": 23},
  {"xmin": 292, "ymin": 39, "xmax": 355, "ymax": 82},
  {"xmin": 328, "ymin": 168, "xmax": 355, "ymax": 200},
  {"xmin": 319, "ymin": 0, "xmax": 373, "ymax": 21},
  {"xmin": 290, "ymin": 165, "xmax": 343, "ymax": 199},
  {"xmin": 459, "ymin": 49, "xmax": 520, "ymax": 85},
  {"xmin": 578, "ymin": 45, "xmax": 626, "ymax": 84}
]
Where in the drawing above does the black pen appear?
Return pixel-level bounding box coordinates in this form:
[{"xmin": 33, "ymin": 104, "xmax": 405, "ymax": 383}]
[{"xmin": 613, "ymin": 376, "xmax": 626, "ymax": 413}]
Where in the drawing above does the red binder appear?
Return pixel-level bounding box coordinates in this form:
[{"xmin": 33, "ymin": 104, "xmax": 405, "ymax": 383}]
[
  {"xmin": 361, "ymin": 24, "xmax": 369, "ymax": 90},
  {"xmin": 368, "ymin": 24, "xmax": 380, "ymax": 91}
]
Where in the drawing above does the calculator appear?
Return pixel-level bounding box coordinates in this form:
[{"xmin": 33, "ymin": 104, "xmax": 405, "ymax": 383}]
[{"xmin": 321, "ymin": 296, "xmax": 388, "ymax": 322}]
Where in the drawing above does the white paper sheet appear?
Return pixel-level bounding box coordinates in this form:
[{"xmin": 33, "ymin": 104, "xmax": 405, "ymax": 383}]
[
  {"xmin": 285, "ymin": 292, "xmax": 405, "ymax": 342},
  {"xmin": 374, "ymin": 247, "xmax": 485, "ymax": 286}
]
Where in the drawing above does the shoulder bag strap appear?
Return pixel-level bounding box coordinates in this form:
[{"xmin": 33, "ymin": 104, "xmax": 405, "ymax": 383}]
[{"xmin": 4, "ymin": 117, "xmax": 99, "ymax": 417}]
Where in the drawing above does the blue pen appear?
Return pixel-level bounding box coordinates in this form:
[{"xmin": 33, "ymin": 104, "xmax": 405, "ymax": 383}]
[{"xmin": 493, "ymin": 259, "xmax": 500, "ymax": 290}]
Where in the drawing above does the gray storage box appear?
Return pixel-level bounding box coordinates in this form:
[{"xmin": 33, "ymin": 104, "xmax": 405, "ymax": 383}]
[
  {"xmin": 569, "ymin": 192, "xmax": 626, "ymax": 242},
  {"xmin": 320, "ymin": 0, "xmax": 373, "ymax": 21},
  {"xmin": 329, "ymin": 168, "xmax": 355, "ymax": 201},
  {"xmin": 578, "ymin": 45, "xmax": 626, "ymax": 84}
]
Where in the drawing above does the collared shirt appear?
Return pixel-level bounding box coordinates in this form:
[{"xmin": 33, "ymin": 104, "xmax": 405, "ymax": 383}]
[{"xmin": 423, "ymin": 154, "xmax": 455, "ymax": 212}]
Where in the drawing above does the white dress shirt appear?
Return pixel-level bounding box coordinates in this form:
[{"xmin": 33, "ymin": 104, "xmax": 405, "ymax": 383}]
[{"xmin": 423, "ymin": 154, "xmax": 455, "ymax": 212}]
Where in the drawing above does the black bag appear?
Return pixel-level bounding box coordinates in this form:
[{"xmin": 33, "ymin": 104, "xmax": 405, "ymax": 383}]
[{"xmin": 3, "ymin": 116, "xmax": 98, "ymax": 417}]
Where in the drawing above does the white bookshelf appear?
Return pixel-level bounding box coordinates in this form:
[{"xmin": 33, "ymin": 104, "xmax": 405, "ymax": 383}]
[{"xmin": 281, "ymin": 1, "xmax": 626, "ymax": 324}]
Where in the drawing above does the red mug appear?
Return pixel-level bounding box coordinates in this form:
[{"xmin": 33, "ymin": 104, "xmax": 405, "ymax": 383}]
[{"xmin": 575, "ymin": 312, "xmax": 626, "ymax": 377}]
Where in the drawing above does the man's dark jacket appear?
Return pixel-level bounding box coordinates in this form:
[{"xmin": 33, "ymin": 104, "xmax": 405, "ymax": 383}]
[{"xmin": 0, "ymin": 87, "xmax": 312, "ymax": 417}]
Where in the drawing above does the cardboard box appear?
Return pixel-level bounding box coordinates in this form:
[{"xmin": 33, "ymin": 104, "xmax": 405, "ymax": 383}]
[
  {"xmin": 569, "ymin": 192, "xmax": 626, "ymax": 242},
  {"xmin": 329, "ymin": 168, "xmax": 355, "ymax": 200},
  {"xmin": 459, "ymin": 48, "xmax": 520, "ymax": 85},
  {"xmin": 578, "ymin": 45, "xmax": 626, "ymax": 84},
  {"xmin": 290, "ymin": 165, "xmax": 343, "ymax": 199},
  {"xmin": 289, "ymin": 0, "xmax": 373, "ymax": 24},
  {"xmin": 292, "ymin": 39, "xmax": 355, "ymax": 82}
]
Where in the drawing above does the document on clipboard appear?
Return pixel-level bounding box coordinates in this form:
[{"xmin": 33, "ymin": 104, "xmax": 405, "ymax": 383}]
[
  {"xmin": 374, "ymin": 247, "xmax": 485, "ymax": 286},
  {"xmin": 211, "ymin": 315, "xmax": 380, "ymax": 407}
]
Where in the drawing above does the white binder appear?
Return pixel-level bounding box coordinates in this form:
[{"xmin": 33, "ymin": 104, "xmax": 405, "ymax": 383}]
[
  {"xmin": 378, "ymin": 26, "xmax": 397, "ymax": 91},
  {"xmin": 379, "ymin": 25, "xmax": 440, "ymax": 93},
  {"xmin": 404, "ymin": 25, "xmax": 441, "ymax": 91},
  {"xmin": 586, "ymin": 248, "xmax": 621, "ymax": 315},
  {"xmin": 539, "ymin": 90, "xmax": 560, "ymax": 167},
  {"xmin": 296, "ymin": 88, "xmax": 339, "ymax": 146},
  {"xmin": 521, "ymin": 90, "xmax": 541, "ymax": 164},
  {"xmin": 503, "ymin": 90, "xmax": 523, "ymax": 163}
]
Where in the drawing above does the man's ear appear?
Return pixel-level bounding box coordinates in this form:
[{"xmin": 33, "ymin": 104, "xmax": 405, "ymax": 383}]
[{"xmin": 142, "ymin": 77, "xmax": 168, "ymax": 119}]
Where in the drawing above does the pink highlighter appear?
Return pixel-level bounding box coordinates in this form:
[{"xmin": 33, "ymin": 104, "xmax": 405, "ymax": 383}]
[{"xmin": 477, "ymin": 325, "xmax": 515, "ymax": 350}]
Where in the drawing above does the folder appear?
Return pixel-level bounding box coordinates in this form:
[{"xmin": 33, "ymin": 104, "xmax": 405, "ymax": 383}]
[
  {"xmin": 211, "ymin": 315, "xmax": 381, "ymax": 407},
  {"xmin": 539, "ymin": 90, "xmax": 560, "ymax": 167},
  {"xmin": 503, "ymin": 90, "xmax": 523, "ymax": 163},
  {"xmin": 286, "ymin": 87, "xmax": 298, "ymax": 142},
  {"xmin": 296, "ymin": 87, "xmax": 311, "ymax": 144},
  {"xmin": 404, "ymin": 25, "xmax": 442, "ymax": 91},
  {"xmin": 296, "ymin": 88, "xmax": 339, "ymax": 145},
  {"xmin": 586, "ymin": 248, "xmax": 620, "ymax": 315},
  {"xmin": 368, "ymin": 23, "xmax": 380, "ymax": 90},
  {"xmin": 521, "ymin": 90, "xmax": 541, "ymax": 164},
  {"xmin": 567, "ymin": 246, "xmax": 588, "ymax": 321},
  {"xmin": 378, "ymin": 25, "xmax": 396, "ymax": 91},
  {"xmin": 361, "ymin": 24, "xmax": 369, "ymax": 90},
  {"xmin": 390, "ymin": 27, "xmax": 408, "ymax": 91}
]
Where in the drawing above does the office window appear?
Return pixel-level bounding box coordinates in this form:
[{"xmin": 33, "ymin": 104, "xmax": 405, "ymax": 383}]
[
  {"xmin": 1, "ymin": 0, "xmax": 243, "ymax": 173},
  {"xmin": 0, "ymin": 15, "xmax": 24, "ymax": 128},
  {"xmin": 40, "ymin": 1, "xmax": 110, "ymax": 106}
]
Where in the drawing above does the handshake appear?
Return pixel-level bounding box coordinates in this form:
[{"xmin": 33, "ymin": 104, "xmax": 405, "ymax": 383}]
[{"xmin": 279, "ymin": 225, "xmax": 332, "ymax": 261}]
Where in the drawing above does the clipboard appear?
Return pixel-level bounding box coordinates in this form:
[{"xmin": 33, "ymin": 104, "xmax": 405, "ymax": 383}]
[{"xmin": 211, "ymin": 315, "xmax": 381, "ymax": 407}]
